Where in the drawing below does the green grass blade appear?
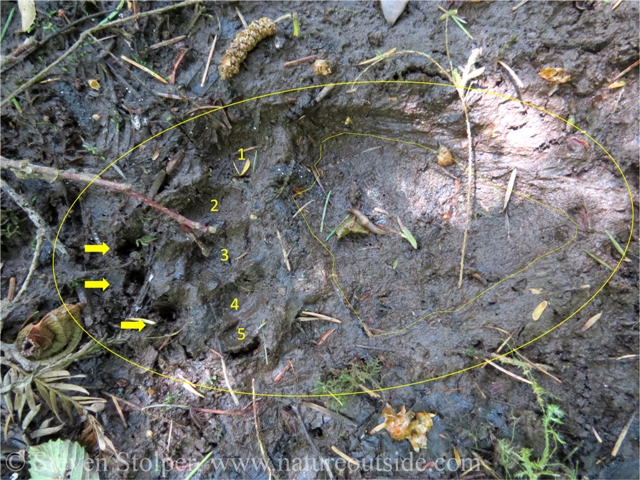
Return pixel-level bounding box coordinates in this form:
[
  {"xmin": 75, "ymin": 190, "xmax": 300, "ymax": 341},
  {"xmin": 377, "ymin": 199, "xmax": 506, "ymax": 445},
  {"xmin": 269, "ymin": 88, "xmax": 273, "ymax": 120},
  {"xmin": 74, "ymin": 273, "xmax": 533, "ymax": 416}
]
[
  {"xmin": 452, "ymin": 16, "xmax": 474, "ymax": 40},
  {"xmin": 1, "ymin": 7, "xmax": 15, "ymax": 43},
  {"xmin": 320, "ymin": 190, "xmax": 331, "ymax": 233}
]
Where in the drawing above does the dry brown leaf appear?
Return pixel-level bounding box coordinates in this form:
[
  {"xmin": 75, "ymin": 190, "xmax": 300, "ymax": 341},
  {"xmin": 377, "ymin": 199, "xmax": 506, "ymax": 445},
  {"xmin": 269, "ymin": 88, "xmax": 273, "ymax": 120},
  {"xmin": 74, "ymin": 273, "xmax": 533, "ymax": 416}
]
[
  {"xmin": 581, "ymin": 312, "xmax": 602, "ymax": 331},
  {"xmin": 538, "ymin": 67, "xmax": 571, "ymax": 84},
  {"xmin": 532, "ymin": 300, "xmax": 548, "ymax": 321}
]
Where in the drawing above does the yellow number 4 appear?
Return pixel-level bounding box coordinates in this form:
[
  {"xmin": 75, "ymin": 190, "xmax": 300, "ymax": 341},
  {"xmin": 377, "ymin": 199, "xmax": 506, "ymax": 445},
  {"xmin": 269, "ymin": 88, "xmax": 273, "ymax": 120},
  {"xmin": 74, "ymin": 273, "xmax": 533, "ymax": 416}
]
[{"xmin": 230, "ymin": 298, "xmax": 239, "ymax": 310}]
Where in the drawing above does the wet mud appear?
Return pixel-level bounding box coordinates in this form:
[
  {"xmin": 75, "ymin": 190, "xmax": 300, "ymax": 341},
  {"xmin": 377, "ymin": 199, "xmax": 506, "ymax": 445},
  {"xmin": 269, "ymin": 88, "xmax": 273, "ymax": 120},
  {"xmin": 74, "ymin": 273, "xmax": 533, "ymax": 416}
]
[{"xmin": 1, "ymin": 1, "xmax": 638, "ymax": 478}]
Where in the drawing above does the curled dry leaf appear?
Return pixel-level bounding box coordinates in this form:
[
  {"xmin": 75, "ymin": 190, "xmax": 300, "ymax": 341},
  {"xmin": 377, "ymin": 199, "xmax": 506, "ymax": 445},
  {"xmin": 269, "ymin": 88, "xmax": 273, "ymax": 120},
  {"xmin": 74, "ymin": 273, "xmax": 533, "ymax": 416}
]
[
  {"xmin": 538, "ymin": 67, "xmax": 571, "ymax": 84},
  {"xmin": 379, "ymin": 404, "xmax": 436, "ymax": 452},
  {"xmin": 87, "ymin": 79, "xmax": 100, "ymax": 91},
  {"xmin": 16, "ymin": 303, "xmax": 85, "ymax": 361},
  {"xmin": 532, "ymin": 300, "xmax": 548, "ymax": 321},
  {"xmin": 313, "ymin": 59, "xmax": 331, "ymax": 76}
]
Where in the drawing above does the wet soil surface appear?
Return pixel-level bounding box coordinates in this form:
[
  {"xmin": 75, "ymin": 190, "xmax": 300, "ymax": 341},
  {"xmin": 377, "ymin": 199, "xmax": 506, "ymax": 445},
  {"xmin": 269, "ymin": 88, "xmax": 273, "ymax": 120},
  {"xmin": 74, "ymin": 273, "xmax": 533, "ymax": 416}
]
[{"xmin": 1, "ymin": 1, "xmax": 638, "ymax": 478}]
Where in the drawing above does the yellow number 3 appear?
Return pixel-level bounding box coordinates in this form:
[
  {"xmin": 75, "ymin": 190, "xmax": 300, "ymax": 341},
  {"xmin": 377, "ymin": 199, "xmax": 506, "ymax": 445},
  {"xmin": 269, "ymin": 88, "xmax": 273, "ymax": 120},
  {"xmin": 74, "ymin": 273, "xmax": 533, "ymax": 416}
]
[{"xmin": 221, "ymin": 249, "xmax": 229, "ymax": 261}]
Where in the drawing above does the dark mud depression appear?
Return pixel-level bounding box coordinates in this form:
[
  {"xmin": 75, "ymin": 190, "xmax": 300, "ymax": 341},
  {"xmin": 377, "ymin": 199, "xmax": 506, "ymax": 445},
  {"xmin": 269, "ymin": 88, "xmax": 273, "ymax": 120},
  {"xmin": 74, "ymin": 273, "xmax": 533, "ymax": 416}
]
[{"xmin": 1, "ymin": 1, "xmax": 638, "ymax": 479}]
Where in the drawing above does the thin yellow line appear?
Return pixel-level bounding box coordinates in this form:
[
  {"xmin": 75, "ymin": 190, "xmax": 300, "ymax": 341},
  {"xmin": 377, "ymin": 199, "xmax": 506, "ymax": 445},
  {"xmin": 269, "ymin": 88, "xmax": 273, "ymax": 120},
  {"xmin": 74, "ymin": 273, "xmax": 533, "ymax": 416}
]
[{"xmin": 51, "ymin": 80, "xmax": 634, "ymax": 398}]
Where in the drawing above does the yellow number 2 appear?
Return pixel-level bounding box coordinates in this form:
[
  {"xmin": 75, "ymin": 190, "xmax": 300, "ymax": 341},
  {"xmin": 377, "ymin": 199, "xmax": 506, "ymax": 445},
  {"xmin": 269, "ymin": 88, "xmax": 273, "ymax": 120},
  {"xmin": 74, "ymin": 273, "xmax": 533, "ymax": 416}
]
[
  {"xmin": 221, "ymin": 249, "xmax": 229, "ymax": 262},
  {"xmin": 231, "ymin": 298, "xmax": 239, "ymax": 310},
  {"xmin": 237, "ymin": 327, "xmax": 245, "ymax": 340},
  {"xmin": 210, "ymin": 199, "xmax": 219, "ymax": 212}
]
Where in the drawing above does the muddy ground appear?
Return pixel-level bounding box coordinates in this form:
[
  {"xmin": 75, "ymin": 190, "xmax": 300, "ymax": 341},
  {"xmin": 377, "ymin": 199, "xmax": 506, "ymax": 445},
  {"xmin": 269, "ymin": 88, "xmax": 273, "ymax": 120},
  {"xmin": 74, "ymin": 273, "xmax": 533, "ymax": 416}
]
[{"xmin": 1, "ymin": 1, "xmax": 638, "ymax": 478}]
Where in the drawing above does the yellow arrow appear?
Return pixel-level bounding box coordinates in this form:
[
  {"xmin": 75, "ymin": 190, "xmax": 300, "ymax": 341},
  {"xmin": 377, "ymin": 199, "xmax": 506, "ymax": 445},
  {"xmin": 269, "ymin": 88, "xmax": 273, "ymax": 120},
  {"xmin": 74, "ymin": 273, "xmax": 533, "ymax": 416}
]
[
  {"xmin": 84, "ymin": 278, "xmax": 110, "ymax": 291},
  {"xmin": 120, "ymin": 319, "xmax": 146, "ymax": 331},
  {"xmin": 84, "ymin": 242, "xmax": 110, "ymax": 255}
]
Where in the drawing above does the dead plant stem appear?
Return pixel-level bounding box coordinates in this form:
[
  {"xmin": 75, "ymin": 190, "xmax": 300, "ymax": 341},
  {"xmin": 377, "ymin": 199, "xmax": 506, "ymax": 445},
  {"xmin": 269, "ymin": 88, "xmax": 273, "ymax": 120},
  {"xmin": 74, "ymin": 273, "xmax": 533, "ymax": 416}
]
[
  {"xmin": 0, "ymin": 178, "xmax": 69, "ymax": 257},
  {"xmin": 1, "ymin": 157, "xmax": 215, "ymax": 235},
  {"xmin": 252, "ymin": 379, "xmax": 277, "ymax": 480}
]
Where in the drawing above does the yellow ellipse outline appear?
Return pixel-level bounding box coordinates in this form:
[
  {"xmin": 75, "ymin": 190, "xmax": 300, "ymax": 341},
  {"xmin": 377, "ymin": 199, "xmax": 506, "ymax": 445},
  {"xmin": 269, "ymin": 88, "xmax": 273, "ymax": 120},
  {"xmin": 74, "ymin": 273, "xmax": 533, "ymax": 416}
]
[
  {"xmin": 52, "ymin": 80, "xmax": 634, "ymax": 398},
  {"xmin": 293, "ymin": 131, "xmax": 579, "ymax": 337}
]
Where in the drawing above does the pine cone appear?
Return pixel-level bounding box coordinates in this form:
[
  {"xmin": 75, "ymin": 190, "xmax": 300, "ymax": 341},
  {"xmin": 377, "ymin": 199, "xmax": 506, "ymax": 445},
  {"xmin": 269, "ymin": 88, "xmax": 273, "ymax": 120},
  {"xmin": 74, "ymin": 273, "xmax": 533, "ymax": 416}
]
[{"xmin": 219, "ymin": 17, "xmax": 276, "ymax": 80}]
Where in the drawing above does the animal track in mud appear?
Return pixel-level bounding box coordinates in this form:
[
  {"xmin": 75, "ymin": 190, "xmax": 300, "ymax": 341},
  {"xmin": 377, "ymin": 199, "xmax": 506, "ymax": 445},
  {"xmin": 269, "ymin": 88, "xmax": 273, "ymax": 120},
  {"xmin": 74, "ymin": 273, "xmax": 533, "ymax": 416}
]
[{"xmin": 53, "ymin": 81, "xmax": 631, "ymax": 397}]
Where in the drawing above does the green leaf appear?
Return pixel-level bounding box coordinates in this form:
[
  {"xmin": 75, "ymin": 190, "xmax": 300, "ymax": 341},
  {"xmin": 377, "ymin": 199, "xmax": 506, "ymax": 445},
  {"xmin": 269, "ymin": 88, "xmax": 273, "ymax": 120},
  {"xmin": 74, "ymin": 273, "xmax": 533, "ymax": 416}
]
[
  {"xmin": 452, "ymin": 68, "xmax": 463, "ymax": 88},
  {"xmin": 28, "ymin": 439, "xmax": 99, "ymax": 480},
  {"xmin": 397, "ymin": 217, "xmax": 418, "ymax": 249}
]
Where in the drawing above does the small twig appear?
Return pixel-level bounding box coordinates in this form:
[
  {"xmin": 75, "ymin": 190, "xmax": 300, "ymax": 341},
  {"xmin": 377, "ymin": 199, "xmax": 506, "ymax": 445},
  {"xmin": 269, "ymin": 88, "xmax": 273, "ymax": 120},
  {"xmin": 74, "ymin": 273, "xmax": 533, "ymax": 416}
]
[
  {"xmin": 284, "ymin": 55, "xmax": 317, "ymax": 67},
  {"xmin": 121, "ymin": 55, "xmax": 168, "ymax": 84},
  {"xmin": 300, "ymin": 311, "xmax": 342, "ymax": 323},
  {"xmin": 209, "ymin": 348, "xmax": 239, "ymax": 406},
  {"xmin": 149, "ymin": 35, "xmax": 186, "ymax": 50},
  {"xmin": 7, "ymin": 277, "xmax": 16, "ymax": 302},
  {"xmin": 106, "ymin": 393, "xmax": 129, "ymax": 429},
  {"xmin": 611, "ymin": 411, "xmax": 636, "ymax": 456},
  {"xmin": 320, "ymin": 190, "xmax": 331, "ymax": 233},
  {"xmin": 273, "ymin": 359, "xmax": 293, "ymax": 383},
  {"xmin": 276, "ymin": 230, "xmax": 291, "ymax": 271},
  {"xmin": 236, "ymin": 7, "xmax": 248, "ymax": 29},
  {"xmin": 1, "ymin": 0, "xmax": 200, "ymax": 109},
  {"xmin": 331, "ymin": 446, "xmax": 359, "ymax": 468},
  {"xmin": 0, "ymin": 178, "xmax": 69, "ymax": 257},
  {"xmin": 511, "ymin": 0, "xmax": 530, "ymax": 11},
  {"xmin": 607, "ymin": 60, "xmax": 638, "ymax": 88},
  {"xmin": 483, "ymin": 358, "xmax": 532, "ymax": 384},
  {"xmin": 501, "ymin": 168, "xmax": 517, "ymax": 213},
  {"xmin": 316, "ymin": 328, "xmax": 336, "ymax": 346},
  {"xmin": 193, "ymin": 407, "xmax": 245, "ymax": 415},
  {"xmin": 458, "ymin": 110, "xmax": 475, "ymax": 288},
  {"xmin": 611, "ymin": 0, "xmax": 624, "ymax": 10},
  {"xmin": 253, "ymin": 379, "xmax": 278, "ymax": 480},
  {"xmin": 200, "ymin": 34, "xmax": 218, "ymax": 88},
  {"xmin": 498, "ymin": 60, "xmax": 525, "ymax": 89},
  {"xmin": 14, "ymin": 228, "xmax": 45, "ymax": 303},
  {"xmin": 1, "ymin": 157, "xmax": 216, "ymax": 235},
  {"xmin": 292, "ymin": 199, "xmax": 315, "ymax": 219},
  {"xmin": 168, "ymin": 48, "xmax": 189, "ymax": 85}
]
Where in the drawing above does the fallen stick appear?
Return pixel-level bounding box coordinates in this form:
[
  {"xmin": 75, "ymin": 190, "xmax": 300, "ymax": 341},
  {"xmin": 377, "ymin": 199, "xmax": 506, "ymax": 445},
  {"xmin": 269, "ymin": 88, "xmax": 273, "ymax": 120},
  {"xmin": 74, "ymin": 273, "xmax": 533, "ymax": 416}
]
[
  {"xmin": 200, "ymin": 34, "xmax": 218, "ymax": 87},
  {"xmin": 1, "ymin": 157, "xmax": 216, "ymax": 235},
  {"xmin": 0, "ymin": 177, "xmax": 69, "ymax": 256},
  {"xmin": 210, "ymin": 348, "xmax": 239, "ymax": 405}
]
